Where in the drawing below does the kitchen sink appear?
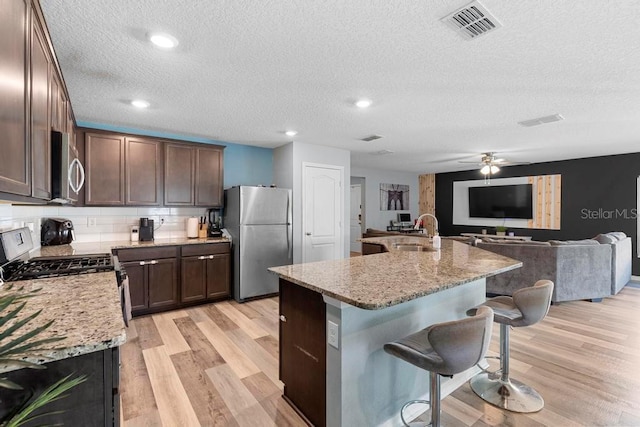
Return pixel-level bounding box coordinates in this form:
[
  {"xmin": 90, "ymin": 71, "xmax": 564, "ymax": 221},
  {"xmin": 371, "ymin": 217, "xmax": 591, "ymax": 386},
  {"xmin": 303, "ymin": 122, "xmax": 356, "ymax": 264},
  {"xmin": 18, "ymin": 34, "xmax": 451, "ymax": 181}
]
[{"xmin": 392, "ymin": 243, "xmax": 436, "ymax": 252}]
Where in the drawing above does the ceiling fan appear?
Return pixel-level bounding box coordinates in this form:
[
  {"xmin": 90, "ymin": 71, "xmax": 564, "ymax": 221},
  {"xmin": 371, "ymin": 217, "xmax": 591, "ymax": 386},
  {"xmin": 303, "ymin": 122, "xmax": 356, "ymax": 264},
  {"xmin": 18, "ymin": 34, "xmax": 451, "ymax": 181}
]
[{"xmin": 459, "ymin": 152, "xmax": 529, "ymax": 181}]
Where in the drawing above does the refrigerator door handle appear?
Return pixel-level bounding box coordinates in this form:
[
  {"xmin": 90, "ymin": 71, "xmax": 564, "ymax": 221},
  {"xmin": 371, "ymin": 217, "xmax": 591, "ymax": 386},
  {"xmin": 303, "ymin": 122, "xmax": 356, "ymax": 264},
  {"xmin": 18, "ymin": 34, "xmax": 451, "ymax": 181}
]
[
  {"xmin": 287, "ymin": 223, "xmax": 293, "ymax": 261},
  {"xmin": 287, "ymin": 193, "xmax": 293, "ymax": 261}
]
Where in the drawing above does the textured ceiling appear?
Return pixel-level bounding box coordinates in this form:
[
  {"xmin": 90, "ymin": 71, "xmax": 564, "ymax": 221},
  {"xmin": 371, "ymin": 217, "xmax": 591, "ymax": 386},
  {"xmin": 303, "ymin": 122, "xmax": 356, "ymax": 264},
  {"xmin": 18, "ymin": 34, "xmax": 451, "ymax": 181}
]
[{"xmin": 40, "ymin": 0, "xmax": 640, "ymax": 173}]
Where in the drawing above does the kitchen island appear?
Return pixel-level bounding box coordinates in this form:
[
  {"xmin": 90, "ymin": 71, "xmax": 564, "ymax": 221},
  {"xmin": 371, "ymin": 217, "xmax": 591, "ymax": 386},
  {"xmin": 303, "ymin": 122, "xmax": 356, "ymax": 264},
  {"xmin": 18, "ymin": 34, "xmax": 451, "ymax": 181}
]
[{"xmin": 269, "ymin": 237, "xmax": 521, "ymax": 427}]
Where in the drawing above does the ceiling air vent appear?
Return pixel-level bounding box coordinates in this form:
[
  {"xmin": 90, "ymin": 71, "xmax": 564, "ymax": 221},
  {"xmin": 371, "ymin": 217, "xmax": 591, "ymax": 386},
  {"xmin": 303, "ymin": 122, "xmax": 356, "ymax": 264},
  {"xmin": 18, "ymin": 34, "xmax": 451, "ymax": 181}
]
[
  {"xmin": 441, "ymin": 1, "xmax": 502, "ymax": 40},
  {"xmin": 518, "ymin": 113, "xmax": 564, "ymax": 127},
  {"xmin": 361, "ymin": 134, "xmax": 383, "ymax": 142},
  {"xmin": 369, "ymin": 149, "xmax": 394, "ymax": 156}
]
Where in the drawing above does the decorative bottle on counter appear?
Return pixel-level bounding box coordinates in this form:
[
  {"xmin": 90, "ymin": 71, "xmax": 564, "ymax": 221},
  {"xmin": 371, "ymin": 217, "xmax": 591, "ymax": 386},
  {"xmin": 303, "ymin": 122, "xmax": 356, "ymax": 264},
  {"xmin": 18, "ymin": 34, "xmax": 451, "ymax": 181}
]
[{"xmin": 432, "ymin": 234, "xmax": 441, "ymax": 249}]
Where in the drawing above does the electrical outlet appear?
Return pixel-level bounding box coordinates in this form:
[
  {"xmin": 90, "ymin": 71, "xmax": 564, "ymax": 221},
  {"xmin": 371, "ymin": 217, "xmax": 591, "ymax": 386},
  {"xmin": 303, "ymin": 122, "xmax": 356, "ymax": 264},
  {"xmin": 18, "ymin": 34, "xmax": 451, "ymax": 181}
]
[
  {"xmin": 328, "ymin": 320, "xmax": 339, "ymax": 349},
  {"xmin": 88, "ymin": 218, "xmax": 97, "ymax": 227}
]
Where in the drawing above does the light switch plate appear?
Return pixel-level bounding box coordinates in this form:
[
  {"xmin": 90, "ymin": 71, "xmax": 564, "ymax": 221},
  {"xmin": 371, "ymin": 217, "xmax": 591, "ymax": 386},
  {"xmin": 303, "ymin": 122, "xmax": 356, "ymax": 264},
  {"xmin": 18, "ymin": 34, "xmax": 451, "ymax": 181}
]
[{"xmin": 328, "ymin": 320, "xmax": 339, "ymax": 349}]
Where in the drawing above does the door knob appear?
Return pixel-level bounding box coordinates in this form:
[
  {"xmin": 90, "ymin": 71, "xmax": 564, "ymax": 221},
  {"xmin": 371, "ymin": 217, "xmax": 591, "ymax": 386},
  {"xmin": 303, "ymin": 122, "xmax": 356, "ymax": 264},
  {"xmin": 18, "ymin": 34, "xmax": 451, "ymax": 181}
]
[{"xmin": 279, "ymin": 315, "xmax": 287, "ymax": 322}]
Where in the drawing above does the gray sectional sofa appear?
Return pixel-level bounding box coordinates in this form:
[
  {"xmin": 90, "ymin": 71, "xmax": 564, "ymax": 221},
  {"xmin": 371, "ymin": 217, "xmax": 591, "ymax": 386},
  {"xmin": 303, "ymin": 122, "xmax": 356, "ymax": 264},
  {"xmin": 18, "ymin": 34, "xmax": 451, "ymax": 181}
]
[{"xmin": 477, "ymin": 232, "xmax": 631, "ymax": 303}]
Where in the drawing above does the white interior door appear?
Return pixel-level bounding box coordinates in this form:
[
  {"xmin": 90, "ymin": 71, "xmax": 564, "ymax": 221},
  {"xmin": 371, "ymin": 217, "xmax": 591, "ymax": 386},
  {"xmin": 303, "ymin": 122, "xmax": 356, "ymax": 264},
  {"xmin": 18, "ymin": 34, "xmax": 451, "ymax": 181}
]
[
  {"xmin": 350, "ymin": 184, "xmax": 362, "ymax": 253},
  {"xmin": 303, "ymin": 163, "xmax": 343, "ymax": 263}
]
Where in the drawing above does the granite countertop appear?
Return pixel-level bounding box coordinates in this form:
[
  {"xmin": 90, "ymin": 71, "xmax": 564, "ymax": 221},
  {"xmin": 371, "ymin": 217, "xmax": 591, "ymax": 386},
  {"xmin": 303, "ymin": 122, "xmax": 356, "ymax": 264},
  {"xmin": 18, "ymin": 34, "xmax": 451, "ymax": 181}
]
[
  {"xmin": 33, "ymin": 237, "xmax": 231, "ymax": 257},
  {"xmin": 0, "ymin": 272, "xmax": 125, "ymax": 373},
  {"xmin": 269, "ymin": 237, "xmax": 521, "ymax": 310}
]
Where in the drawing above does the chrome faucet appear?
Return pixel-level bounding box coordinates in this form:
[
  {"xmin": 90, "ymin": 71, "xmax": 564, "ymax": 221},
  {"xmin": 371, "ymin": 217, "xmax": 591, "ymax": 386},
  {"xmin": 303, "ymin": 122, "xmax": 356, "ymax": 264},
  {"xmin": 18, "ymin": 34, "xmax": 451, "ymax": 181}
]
[
  {"xmin": 414, "ymin": 213, "xmax": 439, "ymax": 233},
  {"xmin": 415, "ymin": 213, "xmax": 441, "ymax": 249}
]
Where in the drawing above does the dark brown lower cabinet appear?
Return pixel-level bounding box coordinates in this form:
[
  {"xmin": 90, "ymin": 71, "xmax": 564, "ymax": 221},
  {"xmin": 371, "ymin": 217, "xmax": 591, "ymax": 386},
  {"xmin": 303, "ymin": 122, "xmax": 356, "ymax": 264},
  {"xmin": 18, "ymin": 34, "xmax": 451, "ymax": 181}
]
[
  {"xmin": 117, "ymin": 246, "xmax": 179, "ymax": 316},
  {"xmin": 0, "ymin": 347, "xmax": 120, "ymax": 427},
  {"xmin": 148, "ymin": 258, "xmax": 179, "ymax": 309},
  {"xmin": 121, "ymin": 258, "xmax": 178, "ymax": 316},
  {"xmin": 181, "ymin": 243, "xmax": 231, "ymax": 303},
  {"xmin": 362, "ymin": 242, "xmax": 385, "ymax": 255},
  {"xmin": 117, "ymin": 243, "xmax": 230, "ymax": 316},
  {"xmin": 280, "ymin": 279, "xmax": 326, "ymax": 427}
]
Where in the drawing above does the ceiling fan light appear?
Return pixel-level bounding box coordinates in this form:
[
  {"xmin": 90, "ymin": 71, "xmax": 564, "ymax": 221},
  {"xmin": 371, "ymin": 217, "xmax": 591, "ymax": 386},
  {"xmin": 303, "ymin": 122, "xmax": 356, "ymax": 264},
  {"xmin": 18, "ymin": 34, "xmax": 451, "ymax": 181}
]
[
  {"xmin": 490, "ymin": 165, "xmax": 500, "ymax": 174},
  {"xmin": 355, "ymin": 99, "xmax": 372, "ymax": 108},
  {"xmin": 148, "ymin": 32, "xmax": 179, "ymax": 49},
  {"xmin": 480, "ymin": 165, "xmax": 491, "ymax": 175}
]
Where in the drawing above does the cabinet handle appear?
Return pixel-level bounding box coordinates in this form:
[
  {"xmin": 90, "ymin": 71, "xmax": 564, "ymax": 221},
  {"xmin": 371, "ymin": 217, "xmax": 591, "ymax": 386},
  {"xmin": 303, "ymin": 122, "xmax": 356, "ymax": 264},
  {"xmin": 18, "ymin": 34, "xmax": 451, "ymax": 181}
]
[
  {"xmin": 209, "ymin": 255, "xmax": 214, "ymax": 259},
  {"xmin": 139, "ymin": 261, "xmax": 145, "ymax": 266},
  {"xmin": 305, "ymin": 232, "xmax": 311, "ymax": 236},
  {"xmin": 150, "ymin": 260, "xmax": 158, "ymax": 265},
  {"xmin": 279, "ymin": 315, "xmax": 287, "ymax": 322},
  {"xmin": 198, "ymin": 256, "xmax": 206, "ymax": 260}
]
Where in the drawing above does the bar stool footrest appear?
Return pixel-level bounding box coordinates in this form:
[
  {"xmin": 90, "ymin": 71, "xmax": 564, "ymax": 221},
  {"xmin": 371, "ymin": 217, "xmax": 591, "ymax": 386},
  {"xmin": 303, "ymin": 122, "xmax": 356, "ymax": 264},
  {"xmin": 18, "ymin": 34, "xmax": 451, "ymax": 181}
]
[{"xmin": 401, "ymin": 399, "xmax": 431, "ymax": 426}]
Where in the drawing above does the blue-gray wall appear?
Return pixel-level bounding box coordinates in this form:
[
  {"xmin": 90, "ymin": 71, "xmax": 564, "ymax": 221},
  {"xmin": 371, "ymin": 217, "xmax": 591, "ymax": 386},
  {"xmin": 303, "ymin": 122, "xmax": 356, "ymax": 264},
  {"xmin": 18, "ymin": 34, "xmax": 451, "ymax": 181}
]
[{"xmin": 77, "ymin": 122, "xmax": 273, "ymax": 188}]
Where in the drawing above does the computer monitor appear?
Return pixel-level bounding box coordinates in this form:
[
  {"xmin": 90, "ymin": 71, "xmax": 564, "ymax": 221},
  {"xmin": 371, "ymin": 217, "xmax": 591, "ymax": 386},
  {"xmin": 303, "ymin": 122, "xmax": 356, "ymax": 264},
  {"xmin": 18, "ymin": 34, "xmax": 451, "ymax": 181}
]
[{"xmin": 397, "ymin": 213, "xmax": 411, "ymax": 225}]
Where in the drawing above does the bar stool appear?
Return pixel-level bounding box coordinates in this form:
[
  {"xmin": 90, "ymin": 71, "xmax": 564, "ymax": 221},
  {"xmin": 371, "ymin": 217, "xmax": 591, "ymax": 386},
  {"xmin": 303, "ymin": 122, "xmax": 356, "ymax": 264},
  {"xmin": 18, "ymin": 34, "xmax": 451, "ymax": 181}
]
[
  {"xmin": 467, "ymin": 280, "xmax": 554, "ymax": 413},
  {"xmin": 384, "ymin": 306, "xmax": 494, "ymax": 427}
]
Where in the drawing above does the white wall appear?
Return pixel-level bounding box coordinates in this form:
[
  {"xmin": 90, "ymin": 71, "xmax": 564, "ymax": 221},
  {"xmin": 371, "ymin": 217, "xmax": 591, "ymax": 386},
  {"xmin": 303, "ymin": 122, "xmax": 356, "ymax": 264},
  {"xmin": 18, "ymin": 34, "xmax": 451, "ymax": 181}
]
[
  {"xmin": 274, "ymin": 142, "xmax": 351, "ymax": 263},
  {"xmin": 350, "ymin": 167, "xmax": 419, "ymax": 231},
  {"xmin": 1, "ymin": 205, "xmax": 209, "ymax": 249}
]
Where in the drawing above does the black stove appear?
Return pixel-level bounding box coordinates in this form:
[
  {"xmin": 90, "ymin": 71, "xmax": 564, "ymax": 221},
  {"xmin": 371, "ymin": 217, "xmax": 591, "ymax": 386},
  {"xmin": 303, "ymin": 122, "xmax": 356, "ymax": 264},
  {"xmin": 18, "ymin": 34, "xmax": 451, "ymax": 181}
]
[{"xmin": 1, "ymin": 254, "xmax": 114, "ymax": 282}]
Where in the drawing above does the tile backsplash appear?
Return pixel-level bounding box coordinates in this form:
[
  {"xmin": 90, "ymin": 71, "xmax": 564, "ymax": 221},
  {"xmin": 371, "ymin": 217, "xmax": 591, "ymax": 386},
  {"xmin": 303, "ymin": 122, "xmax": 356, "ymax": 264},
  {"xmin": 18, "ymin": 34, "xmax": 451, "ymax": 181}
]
[{"xmin": 0, "ymin": 205, "xmax": 213, "ymax": 248}]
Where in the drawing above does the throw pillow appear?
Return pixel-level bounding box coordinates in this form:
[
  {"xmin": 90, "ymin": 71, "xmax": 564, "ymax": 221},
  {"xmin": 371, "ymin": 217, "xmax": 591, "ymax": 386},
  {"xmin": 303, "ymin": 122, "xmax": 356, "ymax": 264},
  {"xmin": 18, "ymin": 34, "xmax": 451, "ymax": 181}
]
[
  {"xmin": 607, "ymin": 232, "xmax": 627, "ymax": 240},
  {"xmin": 593, "ymin": 234, "xmax": 616, "ymax": 244}
]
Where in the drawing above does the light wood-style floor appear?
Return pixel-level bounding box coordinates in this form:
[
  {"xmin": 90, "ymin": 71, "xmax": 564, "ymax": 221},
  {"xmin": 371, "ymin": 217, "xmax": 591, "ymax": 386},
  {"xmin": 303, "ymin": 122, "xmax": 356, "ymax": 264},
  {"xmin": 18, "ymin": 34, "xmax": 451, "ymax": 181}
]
[{"xmin": 120, "ymin": 286, "xmax": 640, "ymax": 426}]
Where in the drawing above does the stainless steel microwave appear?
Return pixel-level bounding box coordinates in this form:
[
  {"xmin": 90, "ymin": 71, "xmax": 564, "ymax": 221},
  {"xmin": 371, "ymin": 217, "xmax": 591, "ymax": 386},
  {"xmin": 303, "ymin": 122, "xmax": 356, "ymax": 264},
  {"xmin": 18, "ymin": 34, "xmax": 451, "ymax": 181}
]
[{"xmin": 50, "ymin": 131, "xmax": 85, "ymax": 204}]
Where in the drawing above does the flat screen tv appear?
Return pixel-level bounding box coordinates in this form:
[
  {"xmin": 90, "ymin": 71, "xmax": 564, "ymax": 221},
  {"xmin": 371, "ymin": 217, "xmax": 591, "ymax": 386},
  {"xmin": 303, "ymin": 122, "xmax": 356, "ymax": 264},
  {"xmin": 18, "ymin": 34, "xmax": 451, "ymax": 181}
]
[{"xmin": 468, "ymin": 184, "xmax": 533, "ymax": 219}]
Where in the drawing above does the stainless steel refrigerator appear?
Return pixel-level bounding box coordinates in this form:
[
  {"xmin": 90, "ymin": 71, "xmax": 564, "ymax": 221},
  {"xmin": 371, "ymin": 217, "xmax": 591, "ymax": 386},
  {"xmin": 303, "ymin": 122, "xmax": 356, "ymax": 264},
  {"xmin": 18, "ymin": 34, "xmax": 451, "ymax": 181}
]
[{"xmin": 224, "ymin": 186, "xmax": 293, "ymax": 302}]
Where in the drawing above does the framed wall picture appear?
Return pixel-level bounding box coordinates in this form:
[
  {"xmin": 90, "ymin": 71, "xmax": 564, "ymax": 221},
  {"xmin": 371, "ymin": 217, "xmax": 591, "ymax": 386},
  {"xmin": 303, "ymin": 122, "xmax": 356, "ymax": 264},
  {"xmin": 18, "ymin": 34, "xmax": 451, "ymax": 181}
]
[{"xmin": 380, "ymin": 183, "xmax": 409, "ymax": 210}]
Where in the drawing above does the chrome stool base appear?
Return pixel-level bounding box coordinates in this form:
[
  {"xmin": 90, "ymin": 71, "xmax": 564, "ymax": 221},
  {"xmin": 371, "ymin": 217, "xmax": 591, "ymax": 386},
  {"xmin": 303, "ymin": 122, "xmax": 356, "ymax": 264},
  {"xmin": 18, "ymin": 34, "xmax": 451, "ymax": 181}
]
[{"xmin": 470, "ymin": 372, "xmax": 544, "ymax": 413}]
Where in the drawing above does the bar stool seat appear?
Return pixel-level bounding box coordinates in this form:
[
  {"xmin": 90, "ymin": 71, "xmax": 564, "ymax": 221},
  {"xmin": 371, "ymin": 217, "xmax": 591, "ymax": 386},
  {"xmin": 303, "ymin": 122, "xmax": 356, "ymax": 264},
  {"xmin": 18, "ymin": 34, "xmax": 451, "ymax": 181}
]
[
  {"xmin": 384, "ymin": 306, "xmax": 494, "ymax": 426},
  {"xmin": 467, "ymin": 280, "xmax": 554, "ymax": 413}
]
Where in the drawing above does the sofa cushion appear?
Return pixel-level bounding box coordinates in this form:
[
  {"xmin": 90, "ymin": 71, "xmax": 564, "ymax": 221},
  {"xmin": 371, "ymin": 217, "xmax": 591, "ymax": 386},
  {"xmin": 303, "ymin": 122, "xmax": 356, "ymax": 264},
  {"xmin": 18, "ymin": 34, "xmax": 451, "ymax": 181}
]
[
  {"xmin": 607, "ymin": 231, "xmax": 627, "ymax": 240},
  {"xmin": 593, "ymin": 234, "xmax": 617, "ymax": 244},
  {"xmin": 549, "ymin": 239, "xmax": 600, "ymax": 246}
]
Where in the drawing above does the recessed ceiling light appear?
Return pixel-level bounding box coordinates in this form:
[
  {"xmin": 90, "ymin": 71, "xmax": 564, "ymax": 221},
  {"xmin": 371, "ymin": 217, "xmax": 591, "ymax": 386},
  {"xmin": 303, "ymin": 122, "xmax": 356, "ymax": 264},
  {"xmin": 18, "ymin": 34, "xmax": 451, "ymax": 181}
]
[
  {"xmin": 148, "ymin": 32, "xmax": 179, "ymax": 49},
  {"xmin": 285, "ymin": 130, "xmax": 297, "ymax": 137},
  {"xmin": 355, "ymin": 99, "xmax": 372, "ymax": 109},
  {"xmin": 131, "ymin": 99, "xmax": 150, "ymax": 109}
]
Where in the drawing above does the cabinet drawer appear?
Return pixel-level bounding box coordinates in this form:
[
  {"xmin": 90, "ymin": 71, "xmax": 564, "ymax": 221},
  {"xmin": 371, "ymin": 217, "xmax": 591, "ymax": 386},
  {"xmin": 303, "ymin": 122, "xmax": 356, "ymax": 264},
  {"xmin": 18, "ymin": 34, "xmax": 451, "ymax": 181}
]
[
  {"xmin": 116, "ymin": 246, "xmax": 179, "ymax": 262},
  {"xmin": 181, "ymin": 243, "xmax": 230, "ymax": 257}
]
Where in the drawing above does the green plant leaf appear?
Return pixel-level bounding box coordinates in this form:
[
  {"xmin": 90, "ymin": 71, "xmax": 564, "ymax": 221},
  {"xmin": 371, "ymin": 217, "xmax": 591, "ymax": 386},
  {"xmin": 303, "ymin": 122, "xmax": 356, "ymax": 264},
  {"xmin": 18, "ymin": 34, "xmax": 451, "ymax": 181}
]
[
  {"xmin": 0, "ymin": 377, "xmax": 23, "ymax": 390},
  {"xmin": 0, "ymin": 295, "xmax": 19, "ymax": 315},
  {"xmin": 0, "ymin": 305, "xmax": 37, "ymax": 339},
  {"xmin": 0, "ymin": 299, "xmax": 27, "ymax": 332},
  {"xmin": 0, "ymin": 359, "xmax": 46, "ymax": 370},
  {"xmin": 4, "ymin": 374, "xmax": 87, "ymax": 427},
  {"xmin": 0, "ymin": 319, "xmax": 61, "ymax": 357},
  {"xmin": 1, "ymin": 336, "xmax": 65, "ymax": 358}
]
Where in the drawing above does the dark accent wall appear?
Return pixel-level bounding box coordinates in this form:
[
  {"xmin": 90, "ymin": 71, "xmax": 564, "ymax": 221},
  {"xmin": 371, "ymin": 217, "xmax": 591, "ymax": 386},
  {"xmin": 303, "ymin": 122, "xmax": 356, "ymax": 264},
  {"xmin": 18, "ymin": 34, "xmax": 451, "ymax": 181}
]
[{"xmin": 436, "ymin": 152, "xmax": 640, "ymax": 275}]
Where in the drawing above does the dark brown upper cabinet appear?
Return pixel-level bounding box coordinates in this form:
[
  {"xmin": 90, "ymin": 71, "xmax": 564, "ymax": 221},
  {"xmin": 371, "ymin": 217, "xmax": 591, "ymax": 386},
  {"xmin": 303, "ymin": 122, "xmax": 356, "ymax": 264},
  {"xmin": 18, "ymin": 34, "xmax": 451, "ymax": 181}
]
[
  {"xmin": 84, "ymin": 132, "xmax": 163, "ymax": 206},
  {"xmin": 30, "ymin": 10, "xmax": 51, "ymax": 200},
  {"xmin": 84, "ymin": 133, "xmax": 126, "ymax": 205},
  {"xmin": 0, "ymin": 0, "xmax": 31, "ymax": 196},
  {"xmin": 0, "ymin": 0, "xmax": 76, "ymax": 202},
  {"xmin": 125, "ymin": 137, "xmax": 162, "ymax": 206},
  {"xmin": 164, "ymin": 143, "xmax": 195, "ymax": 205},
  {"xmin": 165, "ymin": 142, "xmax": 224, "ymax": 207}
]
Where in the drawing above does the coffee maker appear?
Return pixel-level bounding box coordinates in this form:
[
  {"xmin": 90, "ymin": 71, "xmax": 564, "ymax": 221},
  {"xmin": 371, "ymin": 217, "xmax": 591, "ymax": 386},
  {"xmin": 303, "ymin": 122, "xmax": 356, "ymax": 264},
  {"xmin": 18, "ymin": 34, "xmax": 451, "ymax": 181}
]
[
  {"xmin": 207, "ymin": 209, "xmax": 222, "ymax": 238},
  {"xmin": 139, "ymin": 218, "xmax": 154, "ymax": 241}
]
